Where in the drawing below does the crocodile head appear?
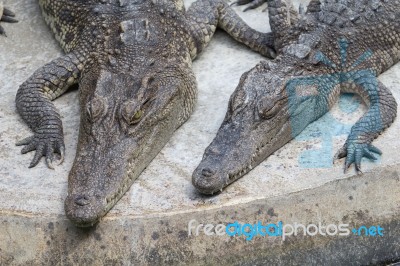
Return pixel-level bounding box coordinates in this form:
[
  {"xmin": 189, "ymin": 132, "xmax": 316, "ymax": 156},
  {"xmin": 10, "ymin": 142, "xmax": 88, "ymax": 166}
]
[
  {"xmin": 193, "ymin": 61, "xmax": 310, "ymax": 194},
  {"xmin": 65, "ymin": 64, "xmax": 185, "ymax": 227}
]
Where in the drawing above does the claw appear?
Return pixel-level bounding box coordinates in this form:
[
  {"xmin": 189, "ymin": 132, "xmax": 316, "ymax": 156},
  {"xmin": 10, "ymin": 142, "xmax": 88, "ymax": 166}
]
[
  {"xmin": 0, "ymin": 25, "xmax": 4, "ymax": 36},
  {"xmin": 3, "ymin": 8, "xmax": 16, "ymax": 17},
  {"xmin": 355, "ymin": 165, "xmax": 363, "ymax": 175},
  {"xmin": 299, "ymin": 3, "xmax": 305, "ymax": 16},
  {"xmin": 354, "ymin": 150, "xmax": 363, "ymax": 174},
  {"xmin": 45, "ymin": 145, "xmax": 55, "ymax": 170},
  {"xmin": 343, "ymin": 149, "xmax": 355, "ymax": 173},
  {"xmin": 344, "ymin": 159, "xmax": 352, "ymax": 173},
  {"xmin": 16, "ymin": 136, "xmax": 34, "ymax": 146},
  {"xmin": 243, "ymin": 6, "xmax": 254, "ymax": 12},
  {"xmin": 363, "ymin": 148, "xmax": 377, "ymax": 160},
  {"xmin": 243, "ymin": 0, "xmax": 266, "ymax": 12},
  {"xmin": 59, "ymin": 147, "xmax": 65, "ymax": 165},
  {"xmin": 21, "ymin": 143, "xmax": 36, "ymax": 154},
  {"xmin": 0, "ymin": 6, "xmax": 18, "ymax": 37},
  {"xmin": 29, "ymin": 145, "xmax": 45, "ymax": 168},
  {"xmin": 46, "ymin": 157, "xmax": 55, "ymax": 170},
  {"xmin": 230, "ymin": 0, "xmax": 252, "ymax": 7},
  {"xmin": 1, "ymin": 16, "xmax": 17, "ymax": 23},
  {"xmin": 368, "ymin": 144, "xmax": 382, "ymax": 155},
  {"xmin": 54, "ymin": 143, "xmax": 65, "ymax": 165}
]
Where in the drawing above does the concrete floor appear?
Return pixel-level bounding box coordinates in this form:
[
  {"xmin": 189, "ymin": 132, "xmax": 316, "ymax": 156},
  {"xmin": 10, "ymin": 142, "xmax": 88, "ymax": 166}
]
[{"xmin": 1, "ymin": 0, "xmax": 400, "ymax": 265}]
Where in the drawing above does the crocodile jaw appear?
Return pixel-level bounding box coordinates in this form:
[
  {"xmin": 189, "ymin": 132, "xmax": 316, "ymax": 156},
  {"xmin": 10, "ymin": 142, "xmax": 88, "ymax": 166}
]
[
  {"xmin": 192, "ymin": 113, "xmax": 292, "ymax": 195},
  {"xmin": 64, "ymin": 69, "xmax": 182, "ymax": 227},
  {"xmin": 64, "ymin": 118, "xmax": 179, "ymax": 227},
  {"xmin": 64, "ymin": 136, "xmax": 141, "ymax": 227},
  {"xmin": 192, "ymin": 67, "xmax": 295, "ymax": 195}
]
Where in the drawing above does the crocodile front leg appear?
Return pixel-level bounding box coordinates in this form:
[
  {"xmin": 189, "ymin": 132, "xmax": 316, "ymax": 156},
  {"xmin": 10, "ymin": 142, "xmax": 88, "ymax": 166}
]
[
  {"xmin": 16, "ymin": 53, "xmax": 82, "ymax": 168},
  {"xmin": 186, "ymin": 0, "xmax": 276, "ymax": 59},
  {"xmin": 0, "ymin": 2, "xmax": 18, "ymax": 36},
  {"xmin": 232, "ymin": 0, "xmax": 301, "ymax": 52},
  {"xmin": 334, "ymin": 79, "xmax": 398, "ymax": 174}
]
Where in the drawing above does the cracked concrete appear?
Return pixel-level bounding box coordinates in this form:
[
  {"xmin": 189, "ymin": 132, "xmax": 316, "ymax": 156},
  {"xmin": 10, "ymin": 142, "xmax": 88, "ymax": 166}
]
[{"xmin": 1, "ymin": 0, "xmax": 400, "ymax": 265}]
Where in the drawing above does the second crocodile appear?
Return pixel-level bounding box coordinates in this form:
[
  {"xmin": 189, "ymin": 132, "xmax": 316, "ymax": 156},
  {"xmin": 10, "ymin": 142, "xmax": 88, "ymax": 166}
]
[{"xmin": 193, "ymin": 0, "xmax": 399, "ymax": 194}]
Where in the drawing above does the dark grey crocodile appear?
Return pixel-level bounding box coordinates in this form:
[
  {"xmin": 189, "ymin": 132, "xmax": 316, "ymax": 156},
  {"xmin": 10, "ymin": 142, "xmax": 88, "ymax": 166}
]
[
  {"xmin": 193, "ymin": 0, "xmax": 399, "ymax": 194},
  {"xmin": 14, "ymin": 0, "xmax": 275, "ymax": 227},
  {"xmin": 0, "ymin": 3, "xmax": 18, "ymax": 36}
]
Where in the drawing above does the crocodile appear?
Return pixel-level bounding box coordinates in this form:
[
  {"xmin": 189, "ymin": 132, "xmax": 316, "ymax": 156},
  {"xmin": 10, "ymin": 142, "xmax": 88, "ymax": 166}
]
[
  {"xmin": 192, "ymin": 0, "xmax": 399, "ymax": 195},
  {"xmin": 0, "ymin": 2, "xmax": 18, "ymax": 36},
  {"xmin": 14, "ymin": 0, "xmax": 276, "ymax": 227}
]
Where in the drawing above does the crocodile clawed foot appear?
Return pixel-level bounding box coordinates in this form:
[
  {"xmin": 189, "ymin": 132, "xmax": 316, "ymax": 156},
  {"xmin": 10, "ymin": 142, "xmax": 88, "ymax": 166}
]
[
  {"xmin": 16, "ymin": 132, "xmax": 65, "ymax": 169},
  {"xmin": 229, "ymin": 0, "xmax": 267, "ymax": 12},
  {"xmin": 334, "ymin": 143, "xmax": 382, "ymax": 175},
  {"xmin": 0, "ymin": 5, "xmax": 18, "ymax": 36},
  {"xmin": 230, "ymin": 0, "xmax": 251, "ymax": 6}
]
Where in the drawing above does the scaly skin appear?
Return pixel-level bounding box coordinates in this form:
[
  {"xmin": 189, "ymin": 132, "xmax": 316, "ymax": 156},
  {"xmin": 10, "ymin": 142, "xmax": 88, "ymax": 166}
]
[
  {"xmin": 15, "ymin": 0, "xmax": 275, "ymax": 227},
  {"xmin": 193, "ymin": 0, "xmax": 399, "ymax": 195},
  {"xmin": 0, "ymin": 2, "xmax": 18, "ymax": 36}
]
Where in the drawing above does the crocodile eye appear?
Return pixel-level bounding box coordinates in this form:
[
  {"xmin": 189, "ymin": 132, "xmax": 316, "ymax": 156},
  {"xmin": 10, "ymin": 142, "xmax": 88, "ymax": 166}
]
[
  {"xmin": 131, "ymin": 110, "xmax": 143, "ymax": 123},
  {"xmin": 121, "ymin": 100, "xmax": 143, "ymax": 125},
  {"xmin": 87, "ymin": 95, "xmax": 107, "ymax": 122},
  {"xmin": 257, "ymin": 98, "xmax": 282, "ymax": 119}
]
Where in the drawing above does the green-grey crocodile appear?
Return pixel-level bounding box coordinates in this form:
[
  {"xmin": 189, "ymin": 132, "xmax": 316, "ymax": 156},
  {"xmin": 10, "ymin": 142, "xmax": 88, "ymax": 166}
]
[
  {"xmin": 193, "ymin": 0, "xmax": 399, "ymax": 194},
  {"xmin": 14, "ymin": 0, "xmax": 275, "ymax": 227}
]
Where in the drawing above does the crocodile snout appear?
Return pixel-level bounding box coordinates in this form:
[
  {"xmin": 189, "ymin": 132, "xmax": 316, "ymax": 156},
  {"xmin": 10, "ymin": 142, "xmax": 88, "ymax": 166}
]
[
  {"xmin": 192, "ymin": 166, "xmax": 225, "ymax": 195},
  {"xmin": 64, "ymin": 193, "xmax": 105, "ymax": 227}
]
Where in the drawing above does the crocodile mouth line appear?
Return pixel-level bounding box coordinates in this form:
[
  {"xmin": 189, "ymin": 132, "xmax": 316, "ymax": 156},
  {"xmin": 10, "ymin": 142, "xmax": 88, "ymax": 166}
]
[
  {"xmin": 102, "ymin": 139, "xmax": 149, "ymax": 213},
  {"xmin": 224, "ymin": 124, "xmax": 288, "ymax": 187},
  {"xmin": 224, "ymin": 142, "xmax": 268, "ymax": 187},
  {"xmin": 225, "ymin": 150, "xmax": 264, "ymax": 185},
  {"xmin": 104, "ymin": 164, "xmax": 139, "ymax": 212}
]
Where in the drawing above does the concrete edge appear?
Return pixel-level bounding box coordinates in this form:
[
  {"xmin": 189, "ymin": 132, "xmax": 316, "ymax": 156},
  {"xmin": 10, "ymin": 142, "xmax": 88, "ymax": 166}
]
[{"xmin": 1, "ymin": 165, "xmax": 400, "ymax": 265}]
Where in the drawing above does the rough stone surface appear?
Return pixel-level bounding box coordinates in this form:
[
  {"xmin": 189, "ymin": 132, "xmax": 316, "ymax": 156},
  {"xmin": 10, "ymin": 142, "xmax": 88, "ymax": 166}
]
[{"xmin": 0, "ymin": 0, "xmax": 400, "ymax": 264}]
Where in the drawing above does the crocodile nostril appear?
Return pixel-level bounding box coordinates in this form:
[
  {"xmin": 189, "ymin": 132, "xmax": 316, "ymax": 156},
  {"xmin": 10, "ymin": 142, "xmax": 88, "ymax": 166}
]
[
  {"xmin": 74, "ymin": 195, "xmax": 91, "ymax": 206},
  {"xmin": 201, "ymin": 168, "xmax": 215, "ymax": 177}
]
